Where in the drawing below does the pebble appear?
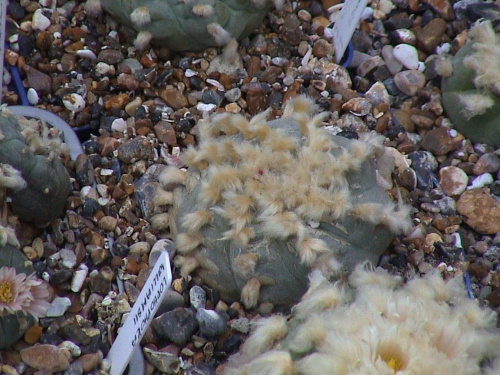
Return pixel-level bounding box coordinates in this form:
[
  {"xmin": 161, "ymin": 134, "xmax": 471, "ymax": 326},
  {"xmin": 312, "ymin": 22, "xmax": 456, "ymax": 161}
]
[
  {"xmin": 71, "ymin": 269, "xmax": 88, "ymax": 293},
  {"xmin": 153, "ymin": 308, "xmax": 199, "ymax": 346},
  {"xmin": 26, "ymin": 88, "xmax": 39, "ymax": 105},
  {"xmin": 32, "ymin": 9, "xmax": 51, "ymax": 31},
  {"xmin": 20, "ymin": 344, "xmax": 70, "ymax": 372},
  {"xmin": 421, "ymin": 127, "xmax": 455, "ymax": 156},
  {"xmin": 159, "ymin": 88, "xmax": 189, "ymax": 110},
  {"xmin": 143, "ymin": 346, "xmax": 180, "ymax": 374},
  {"xmin": 190, "ymin": 285, "xmax": 207, "ymax": 310},
  {"xmin": 46, "ymin": 297, "xmax": 72, "ymax": 317},
  {"xmin": 97, "ymin": 49, "xmax": 124, "ymax": 64},
  {"xmin": 98, "ymin": 216, "xmax": 118, "ymax": 232},
  {"xmin": 393, "ymin": 69, "xmax": 426, "ymax": 96},
  {"xmin": 468, "ymin": 173, "xmax": 494, "ymax": 190},
  {"xmin": 439, "ymin": 166, "xmax": 468, "ymax": 196},
  {"xmin": 457, "ymin": 188, "xmax": 500, "ymax": 234},
  {"xmin": 60, "ymin": 248, "xmax": 77, "ymax": 269},
  {"xmin": 473, "ymin": 153, "xmax": 500, "ymax": 175},
  {"xmin": 63, "ymin": 93, "xmax": 86, "ymax": 113},
  {"xmin": 23, "ymin": 65, "xmax": 51, "ymax": 95},
  {"xmin": 392, "ymin": 44, "xmax": 419, "ymax": 70},
  {"xmin": 129, "ymin": 241, "xmax": 151, "ymax": 255},
  {"xmin": 230, "ymin": 318, "xmax": 250, "ymax": 334},
  {"xmin": 117, "ymin": 137, "xmax": 153, "ymax": 163},
  {"xmin": 196, "ymin": 308, "xmax": 227, "ymax": 338},
  {"xmin": 77, "ymin": 352, "xmax": 102, "ymax": 373}
]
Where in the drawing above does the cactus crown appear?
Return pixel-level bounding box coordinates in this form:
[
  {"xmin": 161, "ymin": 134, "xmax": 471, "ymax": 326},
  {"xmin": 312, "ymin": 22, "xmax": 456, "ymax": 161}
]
[{"xmin": 156, "ymin": 97, "xmax": 412, "ymax": 308}]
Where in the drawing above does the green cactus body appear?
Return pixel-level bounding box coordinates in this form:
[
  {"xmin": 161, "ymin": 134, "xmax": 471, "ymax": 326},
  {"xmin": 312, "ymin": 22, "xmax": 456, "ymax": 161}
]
[
  {"xmin": 0, "ymin": 111, "xmax": 71, "ymax": 223},
  {"xmin": 158, "ymin": 97, "xmax": 411, "ymax": 308},
  {"xmin": 441, "ymin": 21, "xmax": 500, "ymax": 147},
  {"xmin": 99, "ymin": 0, "xmax": 273, "ymax": 51},
  {"xmin": 0, "ymin": 310, "xmax": 36, "ymax": 349}
]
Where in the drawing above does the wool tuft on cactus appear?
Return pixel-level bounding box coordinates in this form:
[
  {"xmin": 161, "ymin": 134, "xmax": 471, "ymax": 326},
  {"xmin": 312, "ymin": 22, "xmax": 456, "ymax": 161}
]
[
  {"xmin": 441, "ymin": 20, "xmax": 500, "ymax": 147},
  {"xmin": 221, "ymin": 264, "xmax": 500, "ymax": 375},
  {"xmin": 0, "ymin": 110, "xmax": 71, "ymax": 224},
  {"xmin": 86, "ymin": 0, "xmax": 283, "ymax": 51},
  {"xmin": 154, "ymin": 97, "xmax": 412, "ymax": 309}
]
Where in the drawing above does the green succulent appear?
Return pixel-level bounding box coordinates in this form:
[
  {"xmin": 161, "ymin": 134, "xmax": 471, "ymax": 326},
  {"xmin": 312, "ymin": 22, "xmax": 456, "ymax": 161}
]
[
  {"xmin": 441, "ymin": 20, "xmax": 500, "ymax": 147},
  {"xmin": 154, "ymin": 97, "xmax": 411, "ymax": 309},
  {"xmin": 0, "ymin": 110, "xmax": 71, "ymax": 224},
  {"xmin": 221, "ymin": 265, "xmax": 500, "ymax": 374},
  {"xmin": 95, "ymin": 0, "xmax": 277, "ymax": 51}
]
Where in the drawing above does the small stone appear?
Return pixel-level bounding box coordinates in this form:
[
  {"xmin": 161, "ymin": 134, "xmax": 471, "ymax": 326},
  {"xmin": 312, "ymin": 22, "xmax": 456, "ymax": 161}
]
[
  {"xmin": 143, "ymin": 346, "xmax": 180, "ymax": 374},
  {"xmin": 104, "ymin": 93, "xmax": 130, "ymax": 110},
  {"xmin": 421, "ymin": 127, "xmax": 455, "ymax": 156},
  {"xmin": 129, "ymin": 241, "xmax": 151, "ymax": 255},
  {"xmin": 439, "ymin": 166, "xmax": 468, "ymax": 196},
  {"xmin": 32, "ymin": 9, "xmax": 51, "ymax": 31},
  {"xmin": 468, "ymin": 173, "xmax": 494, "ymax": 190},
  {"xmin": 97, "ymin": 49, "xmax": 124, "ymax": 64},
  {"xmin": 24, "ymin": 324, "xmax": 43, "ymax": 344},
  {"xmin": 23, "ymin": 65, "xmax": 51, "ymax": 95},
  {"xmin": 196, "ymin": 308, "xmax": 227, "ymax": 338},
  {"xmin": 230, "ymin": 318, "xmax": 250, "ymax": 334},
  {"xmin": 27, "ymin": 88, "xmax": 39, "ymax": 105},
  {"xmin": 117, "ymin": 137, "xmax": 153, "ymax": 163},
  {"xmin": 111, "ymin": 118, "xmax": 128, "ymax": 132},
  {"xmin": 356, "ymin": 56, "xmax": 384, "ymax": 77},
  {"xmin": 60, "ymin": 248, "xmax": 77, "ymax": 269},
  {"xmin": 225, "ymin": 88, "xmax": 241, "ymax": 103},
  {"xmin": 71, "ymin": 269, "xmax": 88, "ymax": 293},
  {"xmin": 159, "ymin": 88, "xmax": 188, "ymax": 110},
  {"xmin": 75, "ymin": 154, "xmax": 95, "ymax": 187},
  {"xmin": 190, "ymin": 285, "xmax": 206, "ymax": 310},
  {"xmin": 394, "ymin": 70, "xmax": 426, "ymax": 96},
  {"xmin": 392, "ymin": 44, "xmax": 419, "ymax": 70},
  {"xmin": 312, "ymin": 39, "xmax": 334, "ymax": 58},
  {"xmin": 20, "ymin": 344, "xmax": 70, "ymax": 372},
  {"xmin": 63, "ymin": 93, "xmax": 86, "ymax": 113},
  {"xmin": 153, "ymin": 308, "xmax": 199, "ymax": 346},
  {"xmin": 416, "ymin": 18, "xmax": 447, "ymax": 54},
  {"xmin": 154, "ymin": 121, "xmax": 177, "ymax": 146},
  {"xmin": 426, "ymin": 0, "xmax": 455, "ymax": 20},
  {"xmin": 473, "ymin": 153, "xmax": 500, "ymax": 175},
  {"xmin": 98, "ymin": 216, "xmax": 118, "ymax": 232},
  {"xmin": 117, "ymin": 73, "xmax": 139, "ymax": 91},
  {"xmin": 46, "ymin": 297, "xmax": 72, "ymax": 317},
  {"xmin": 457, "ymin": 188, "xmax": 500, "ymax": 234},
  {"xmin": 77, "ymin": 352, "xmax": 101, "ymax": 373}
]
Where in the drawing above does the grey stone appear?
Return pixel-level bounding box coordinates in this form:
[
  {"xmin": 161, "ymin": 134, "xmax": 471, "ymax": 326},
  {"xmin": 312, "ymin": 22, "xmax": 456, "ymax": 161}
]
[
  {"xmin": 196, "ymin": 308, "xmax": 227, "ymax": 338},
  {"xmin": 153, "ymin": 308, "xmax": 199, "ymax": 346},
  {"xmin": 189, "ymin": 285, "xmax": 206, "ymax": 310}
]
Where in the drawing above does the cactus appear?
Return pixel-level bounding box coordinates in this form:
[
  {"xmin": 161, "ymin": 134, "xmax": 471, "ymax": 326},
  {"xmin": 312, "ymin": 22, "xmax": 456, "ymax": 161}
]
[
  {"xmin": 0, "ymin": 110, "xmax": 71, "ymax": 224},
  {"xmin": 154, "ymin": 97, "xmax": 411, "ymax": 309},
  {"xmin": 441, "ymin": 20, "xmax": 500, "ymax": 147},
  {"xmin": 221, "ymin": 265, "xmax": 500, "ymax": 374},
  {"xmin": 91, "ymin": 0, "xmax": 280, "ymax": 51}
]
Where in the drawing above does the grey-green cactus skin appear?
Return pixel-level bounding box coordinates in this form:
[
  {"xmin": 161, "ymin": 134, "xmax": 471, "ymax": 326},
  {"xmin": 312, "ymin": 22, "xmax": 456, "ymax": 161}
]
[
  {"xmin": 441, "ymin": 41, "xmax": 500, "ymax": 147},
  {"xmin": 171, "ymin": 118, "xmax": 394, "ymax": 307},
  {"xmin": 0, "ymin": 309, "xmax": 36, "ymax": 349},
  {"xmin": 0, "ymin": 112, "xmax": 71, "ymax": 223},
  {"xmin": 100, "ymin": 0, "xmax": 272, "ymax": 51}
]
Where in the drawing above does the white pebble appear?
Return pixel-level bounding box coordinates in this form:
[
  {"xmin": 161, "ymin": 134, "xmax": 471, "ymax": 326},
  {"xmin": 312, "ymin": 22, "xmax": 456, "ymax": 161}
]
[
  {"xmin": 76, "ymin": 49, "xmax": 97, "ymax": 61},
  {"xmin": 32, "ymin": 9, "xmax": 51, "ymax": 31},
  {"xmin": 468, "ymin": 173, "xmax": 494, "ymax": 190},
  {"xmin": 436, "ymin": 43, "xmax": 451, "ymax": 55},
  {"xmin": 27, "ymin": 88, "xmax": 39, "ymax": 105},
  {"xmin": 393, "ymin": 44, "xmax": 419, "ymax": 70},
  {"xmin": 20, "ymin": 21, "xmax": 33, "ymax": 32},
  {"xmin": 111, "ymin": 118, "xmax": 127, "ymax": 132},
  {"xmin": 81, "ymin": 186, "xmax": 99, "ymax": 200},
  {"xmin": 46, "ymin": 297, "xmax": 72, "ymax": 317},
  {"xmin": 60, "ymin": 248, "xmax": 77, "ymax": 269},
  {"xmin": 71, "ymin": 269, "xmax": 88, "ymax": 292},
  {"xmin": 63, "ymin": 93, "xmax": 86, "ymax": 113},
  {"xmin": 206, "ymin": 78, "xmax": 224, "ymax": 90},
  {"xmin": 196, "ymin": 102, "xmax": 217, "ymax": 112},
  {"xmin": 185, "ymin": 69, "xmax": 198, "ymax": 78},
  {"xmin": 95, "ymin": 62, "xmax": 112, "ymax": 75},
  {"xmin": 59, "ymin": 341, "xmax": 81, "ymax": 357},
  {"xmin": 417, "ymin": 61, "xmax": 426, "ymax": 72}
]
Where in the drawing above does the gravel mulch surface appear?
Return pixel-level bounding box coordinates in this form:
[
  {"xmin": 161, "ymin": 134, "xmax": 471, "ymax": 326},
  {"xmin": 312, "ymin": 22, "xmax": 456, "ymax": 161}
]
[{"xmin": 2, "ymin": 0, "xmax": 500, "ymax": 374}]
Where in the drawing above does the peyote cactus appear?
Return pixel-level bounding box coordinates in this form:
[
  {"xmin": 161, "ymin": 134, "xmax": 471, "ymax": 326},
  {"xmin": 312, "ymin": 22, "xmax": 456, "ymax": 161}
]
[
  {"xmin": 154, "ymin": 97, "xmax": 411, "ymax": 309},
  {"xmin": 0, "ymin": 110, "xmax": 71, "ymax": 224},
  {"xmin": 89, "ymin": 0, "xmax": 281, "ymax": 51},
  {"xmin": 441, "ymin": 20, "xmax": 500, "ymax": 147},
  {"xmin": 221, "ymin": 265, "xmax": 500, "ymax": 374}
]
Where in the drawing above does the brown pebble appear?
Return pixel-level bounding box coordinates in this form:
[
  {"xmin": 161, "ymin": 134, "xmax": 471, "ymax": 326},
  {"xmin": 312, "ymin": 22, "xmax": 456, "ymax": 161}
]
[
  {"xmin": 24, "ymin": 324, "xmax": 43, "ymax": 345},
  {"xmin": 312, "ymin": 39, "xmax": 334, "ymax": 58},
  {"xmin": 20, "ymin": 345, "xmax": 70, "ymax": 372},
  {"xmin": 158, "ymin": 88, "xmax": 188, "ymax": 110},
  {"xmin": 457, "ymin": 188, "xmax": 500, "ymax": 234},
  {"xmin": 104, "ymin": 93, "xmax": 130, "ymax": 110},
  {"xmin": 421, "ymin": 127, "xmax": 455, "ymax": 156},
  {"xmin": 77, "ymin": 352, "xmax": 101, "ymax": 373},
  {"xmin": 98, "ymin": 216, "xmax": 118, "ymax": 232}
]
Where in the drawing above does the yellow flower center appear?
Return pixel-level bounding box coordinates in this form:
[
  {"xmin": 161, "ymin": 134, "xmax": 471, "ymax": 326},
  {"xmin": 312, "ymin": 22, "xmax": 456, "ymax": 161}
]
[
  {"xmin": 0, "ymin": 281, "xmax": 14, "ymax": 303},
  {"xmin": 385, "ymin": 357, "xmax": 403, "ymax": 372}
]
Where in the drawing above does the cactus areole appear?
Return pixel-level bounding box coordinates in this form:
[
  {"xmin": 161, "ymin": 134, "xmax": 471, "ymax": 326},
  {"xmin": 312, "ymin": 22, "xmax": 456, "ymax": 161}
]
[
  {"xmin": 157, "ymin": 97, "xmax": 411, "ymax": 308},
  {"xmin": 99, "ymin": 0, "xmax": 276, "ymax": 51},
  {"xmin": 0, "ymin": 111, "xmax": 71, "ymax": 223}
]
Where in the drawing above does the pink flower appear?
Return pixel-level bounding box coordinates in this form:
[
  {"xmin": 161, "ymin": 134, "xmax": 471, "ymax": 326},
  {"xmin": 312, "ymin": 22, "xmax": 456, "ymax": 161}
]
[{"xmin": 0, "ymin": 266, "xmax": 51, "ymax": 318}]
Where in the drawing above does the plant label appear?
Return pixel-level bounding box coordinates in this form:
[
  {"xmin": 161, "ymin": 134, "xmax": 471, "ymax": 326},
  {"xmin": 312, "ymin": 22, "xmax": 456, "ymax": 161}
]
[
  {"xmin": 107, "ymin": 251, "xmax": 172, "ymax": 375},
  {"xmin": 331, "ymin": 0, "xmax": 368, "ymax": 63}
]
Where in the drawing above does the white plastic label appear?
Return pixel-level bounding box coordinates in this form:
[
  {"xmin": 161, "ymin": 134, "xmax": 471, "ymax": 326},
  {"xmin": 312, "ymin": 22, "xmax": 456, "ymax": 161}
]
[
  {"xmin": 107, "ymin": 251, "xmax": 172, "ymax": 375},
  {"xmin": 331, "ymin": 0, "xmax": 368, "ymax": 63}
]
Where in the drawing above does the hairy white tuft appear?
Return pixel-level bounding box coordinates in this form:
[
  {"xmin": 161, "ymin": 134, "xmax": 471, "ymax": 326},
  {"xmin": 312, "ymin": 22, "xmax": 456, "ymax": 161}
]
[
  {"xmin": 181, "ymin": 210, "xmax": 213, "ymax": 232},
  {"xmin": 134, "ymin": 30, "xmax": 153, "ymax": 51},
  {"xmin": 242, "ymin": 315, "xmax": 288, "ymax": 356},
  {"xmin": 0, "ymin": 164, "xmax": 27, "ymax": 191},
  {"xmin": 237, "ymin": 351, "xmax": 293, "ymax": 375},
  {"xmin": 150, "ymin": 213, "xmax": 170, "ymax": 231},
  {"xmin": 207, "ymin": 23, "xmax": 231, "ymax": 46},
  {"xmin": 174, "ymin": 255, "xmax": 199, "ymax": 278},
  {"xmin": 159, "ymin": 166, "xmax": 187, "ymax": 188},
  {"xmin": 175, "ymin": 233, "xmax": 203, "ymax": 254},
  {"xmin": 192, "ymin": 4, "xmax": 214, "ymax": 17},
  {"xmin": 84, "ymin": 0, "xmax": 103, "ymax": 17},
  {"xmin": 241, "ymin": 277, "xmax": 261, "ymax": 308},
  {"xmin": 130, "ymin": 7, "xmax": 151, "ymax": 27},
  {"xmin": 232, "ymin": 253, "xmax": 258, "ymax": 279},
  {"xmin": 297, "ymin": 237, "xmax": 330, "ymax": 265},
  {"xmin": 457, "ymin": 93, "xmax": 495, "ymax": 120}
]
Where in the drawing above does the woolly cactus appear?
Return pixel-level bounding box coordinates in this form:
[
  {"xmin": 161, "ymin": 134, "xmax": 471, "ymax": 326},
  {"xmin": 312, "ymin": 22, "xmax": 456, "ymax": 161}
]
[
  {"xmin": 154, "ymin": 97, "xmax": 411, "ymax": 308},
  {"xmin": 89, "ymin": 0, "xmax": 280, "ymax": 51},
  {"xmin": 441, "ymin": 20, "xmax": 500, "ymax": 147},
  {"xmin": 222, "ymin": 265, "xmax": 500, "ymax": 374},
  {"xmin": 0, "ymin": 110, "xmax": 71, "ymax": 224}
]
